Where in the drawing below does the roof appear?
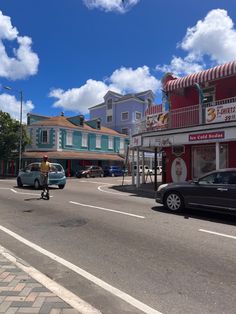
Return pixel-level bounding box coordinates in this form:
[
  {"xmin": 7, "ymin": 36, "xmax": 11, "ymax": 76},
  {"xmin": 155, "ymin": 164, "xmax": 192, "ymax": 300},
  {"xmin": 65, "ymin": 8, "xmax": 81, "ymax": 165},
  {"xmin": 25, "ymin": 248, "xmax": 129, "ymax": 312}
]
[
  {"xmin": 164, "ymin": 60, "xmax": 236, "ymax": 92},
  {"xmin": 29, "ymin": 115, "xmax": 127, "ymax": 137},
  {"xmin": 89, "ymin": 90, "xmax": 154, "ymax": 109},
  {"xmin": 23, "ymin": 151, "xmax": 125, "ymax": 161}
]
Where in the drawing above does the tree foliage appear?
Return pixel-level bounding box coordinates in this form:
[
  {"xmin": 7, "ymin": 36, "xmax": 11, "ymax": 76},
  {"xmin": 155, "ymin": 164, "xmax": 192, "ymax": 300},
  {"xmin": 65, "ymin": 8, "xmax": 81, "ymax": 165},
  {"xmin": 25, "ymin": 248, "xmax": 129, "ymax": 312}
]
[{"xmin": 0, "ymin": 111, "xmax": 30, "ymax": 160}]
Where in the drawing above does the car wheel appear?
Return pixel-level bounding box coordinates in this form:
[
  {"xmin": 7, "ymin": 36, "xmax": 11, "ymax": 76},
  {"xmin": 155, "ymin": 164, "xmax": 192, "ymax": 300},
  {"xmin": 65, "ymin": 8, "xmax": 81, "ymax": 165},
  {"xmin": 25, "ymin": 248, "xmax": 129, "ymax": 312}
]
[
  {"xmin": 85, "ymin": 173, "xmax": 89, "ymax": 178},
  {"xmin": 17, "ymin": 177, "xmax": 23, "ymax": 187},
  {"xmin": 100, "ymin": 173, "xmax": 104, "ymax": 177},
  {"xmin": 164, "ymin": 192, "xmax": 184, "ymax": 212},
  {"xmin": 34, "ymin": 179, "xmax": 40, "ymax": 190},
  {"xmin": 111, "ymin": 173, "xmax": 115, "ymax": 177},
  {"xmin": 58, "ymin": 185, "xmax": 65, "ymax": 189}
]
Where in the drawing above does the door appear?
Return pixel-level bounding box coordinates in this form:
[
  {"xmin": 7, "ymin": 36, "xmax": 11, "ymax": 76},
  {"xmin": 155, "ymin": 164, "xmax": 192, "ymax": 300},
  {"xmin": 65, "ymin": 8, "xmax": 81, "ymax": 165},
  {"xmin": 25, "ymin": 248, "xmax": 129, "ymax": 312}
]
[{"xmin": 187, "ymin": 171, "xmax": 236, "ymax": 211}]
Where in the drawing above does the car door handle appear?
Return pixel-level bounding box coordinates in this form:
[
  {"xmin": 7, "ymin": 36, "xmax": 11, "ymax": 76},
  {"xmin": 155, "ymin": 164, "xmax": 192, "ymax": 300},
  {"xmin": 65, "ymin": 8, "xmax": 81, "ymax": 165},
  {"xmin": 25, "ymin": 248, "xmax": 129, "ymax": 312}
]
[{"xmin": 217, "ymin": 188, "xmax": 228, "ymax": 191}]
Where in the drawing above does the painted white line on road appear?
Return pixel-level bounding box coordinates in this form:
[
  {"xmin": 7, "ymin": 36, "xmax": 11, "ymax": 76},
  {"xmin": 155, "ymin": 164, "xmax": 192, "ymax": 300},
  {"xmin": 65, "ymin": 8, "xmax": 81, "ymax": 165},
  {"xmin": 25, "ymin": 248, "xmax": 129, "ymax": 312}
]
[
  {"xmin": 199, "ymin": 229, "xmax": 236, "ymax": 240},
  {"xmin": 0, "ymin": 225, "xmax": 162, "ymax": 314},
  {"xmin": 0, "ymin": 245, "xmax": 101, "ymax": 314},
  {"xmin": 11, "ymin": 188, "xmax": 41, "ymax": 196},
  {"xmin": 79, "ymin": 180, "xmax": 110, "ymax": 185},
  {"xmin": 70, "ymin": 201, "xmax": 145, "ymax": 219},
  {"xmin": 98, "ymin": 185, "xmax": 129, "ymax": 196}
]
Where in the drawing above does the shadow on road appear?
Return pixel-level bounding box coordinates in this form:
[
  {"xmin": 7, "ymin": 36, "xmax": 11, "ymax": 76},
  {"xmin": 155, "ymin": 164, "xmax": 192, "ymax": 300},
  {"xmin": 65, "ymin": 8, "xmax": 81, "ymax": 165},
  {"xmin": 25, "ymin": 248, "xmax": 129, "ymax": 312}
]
[
  {"xmin": 110, "ymin": 183, "xmax": 156, "ymax": 199},
  {"xmin": 152, "ymin": 206, "xmax": 236, "ymax": 226}
]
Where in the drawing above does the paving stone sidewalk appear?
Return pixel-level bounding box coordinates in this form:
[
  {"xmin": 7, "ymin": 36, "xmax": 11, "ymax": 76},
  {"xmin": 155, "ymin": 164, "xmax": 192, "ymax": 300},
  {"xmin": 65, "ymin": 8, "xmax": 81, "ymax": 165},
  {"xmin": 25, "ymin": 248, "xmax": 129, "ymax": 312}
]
[{"xmin": 0, "ymin": 255, "xmax": 80, "ymax": 314}]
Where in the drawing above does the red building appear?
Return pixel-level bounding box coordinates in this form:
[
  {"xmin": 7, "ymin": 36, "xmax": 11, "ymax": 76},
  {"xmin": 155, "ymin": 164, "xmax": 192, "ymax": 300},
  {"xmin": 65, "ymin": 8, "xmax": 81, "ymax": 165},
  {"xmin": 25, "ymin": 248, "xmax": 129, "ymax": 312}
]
[{"xmin": 132, "ymin": 60, "xmax": 236, "ymax": 185}]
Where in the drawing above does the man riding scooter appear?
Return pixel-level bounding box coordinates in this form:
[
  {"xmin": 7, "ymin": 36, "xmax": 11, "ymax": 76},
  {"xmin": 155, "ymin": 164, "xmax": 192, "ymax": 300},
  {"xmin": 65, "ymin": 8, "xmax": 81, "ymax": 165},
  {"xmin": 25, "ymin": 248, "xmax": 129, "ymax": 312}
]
[{"xmin": 40, "ymin": 155, "xmax": 51, "ymax": 200}]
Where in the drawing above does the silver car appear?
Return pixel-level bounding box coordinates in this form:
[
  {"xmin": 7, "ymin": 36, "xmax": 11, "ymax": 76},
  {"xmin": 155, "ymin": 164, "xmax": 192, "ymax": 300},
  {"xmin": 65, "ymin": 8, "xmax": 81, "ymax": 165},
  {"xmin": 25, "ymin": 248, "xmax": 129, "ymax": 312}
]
[{"xmin": 17, "ymin": 162, "xmax": 66, "ymax": 189}]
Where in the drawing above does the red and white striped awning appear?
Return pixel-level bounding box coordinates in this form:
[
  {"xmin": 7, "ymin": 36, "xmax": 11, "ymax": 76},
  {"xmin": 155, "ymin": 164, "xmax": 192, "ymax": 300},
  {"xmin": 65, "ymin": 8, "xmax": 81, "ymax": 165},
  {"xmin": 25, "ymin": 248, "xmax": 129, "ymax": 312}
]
[
  {"xmin": 145, "ymin": 105, "xmax": 162, "ymax": 116},
  {"xmin": 164, "ymin": 60, "xmax": 236, "ymax": 92}
]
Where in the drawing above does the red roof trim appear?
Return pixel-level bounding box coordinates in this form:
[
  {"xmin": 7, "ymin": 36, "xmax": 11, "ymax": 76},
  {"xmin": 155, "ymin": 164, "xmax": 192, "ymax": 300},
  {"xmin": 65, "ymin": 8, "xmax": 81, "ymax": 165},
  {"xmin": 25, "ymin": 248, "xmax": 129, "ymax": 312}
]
[{"xmin": 164, "ymin": 60, "xmax": 236, "ymax": 92}]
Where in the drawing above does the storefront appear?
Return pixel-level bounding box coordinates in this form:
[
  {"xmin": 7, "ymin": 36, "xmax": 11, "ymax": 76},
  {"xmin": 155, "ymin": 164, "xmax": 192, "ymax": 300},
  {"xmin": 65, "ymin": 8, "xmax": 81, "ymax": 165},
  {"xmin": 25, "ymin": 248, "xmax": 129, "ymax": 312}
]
[{"xmin": 139, "ymin": 123, "xmax": 236, "ymax": 183}]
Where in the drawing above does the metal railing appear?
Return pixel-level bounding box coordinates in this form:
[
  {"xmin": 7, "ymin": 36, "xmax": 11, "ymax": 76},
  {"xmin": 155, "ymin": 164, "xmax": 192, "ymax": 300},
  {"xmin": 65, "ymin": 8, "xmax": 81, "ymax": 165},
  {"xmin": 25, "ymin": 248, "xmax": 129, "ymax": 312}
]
[{"xmin": 132, "ymin": 96, "xmax": 236, "ymax": 135}]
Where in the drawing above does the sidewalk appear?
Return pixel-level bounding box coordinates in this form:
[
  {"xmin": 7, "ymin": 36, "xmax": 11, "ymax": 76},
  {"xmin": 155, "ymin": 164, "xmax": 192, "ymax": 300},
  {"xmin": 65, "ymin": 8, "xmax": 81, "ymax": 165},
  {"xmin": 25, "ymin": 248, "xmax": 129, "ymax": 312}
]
[{"xmin": 0, "ymin": 253, "xmax": 80, "ymax": 314}]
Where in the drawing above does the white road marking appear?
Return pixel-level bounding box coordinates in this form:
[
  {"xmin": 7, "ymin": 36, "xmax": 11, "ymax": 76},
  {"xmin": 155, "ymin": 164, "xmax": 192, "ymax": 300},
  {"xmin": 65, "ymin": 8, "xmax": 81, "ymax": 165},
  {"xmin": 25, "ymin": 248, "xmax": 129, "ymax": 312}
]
[
  {"xmin": 0, "ymin": 245, "xmax": 101, "ymax": 314},
  {"xmin": 0, "ymin": 179, "xmax": 15, "ymax": 182},
  {"xmin": 79, "ymin": 180, "xmax": 111, "ymax": 185},
  {"xmin": 98, "ymin": 185, "xmax": 129, "ymax": 196},
  {"xmin": 0, "ymin": 225, "xmax": 162, "ymax": 314},
  {"xmin": 199, "ymin": 229, "xmax": 236, "ymax": 240},
  {"xmin": 11, "ymin": 188, "xmax": 41, "ymax": 196},
  {"xmin": 70, "ymin": 201, "xmax": 145, "ymax": 219}
]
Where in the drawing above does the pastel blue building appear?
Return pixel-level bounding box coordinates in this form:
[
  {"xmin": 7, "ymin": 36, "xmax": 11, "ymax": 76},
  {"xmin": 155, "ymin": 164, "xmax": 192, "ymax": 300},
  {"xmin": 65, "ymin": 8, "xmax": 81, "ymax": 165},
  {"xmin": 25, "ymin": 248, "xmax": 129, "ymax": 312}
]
[
  {"xmin": 23, "ymin": 113, "xmax": 128, "ymax": 175},
  {"xmin": 89, "ymin": 90, "xmax": 155, "ymax": 137}
]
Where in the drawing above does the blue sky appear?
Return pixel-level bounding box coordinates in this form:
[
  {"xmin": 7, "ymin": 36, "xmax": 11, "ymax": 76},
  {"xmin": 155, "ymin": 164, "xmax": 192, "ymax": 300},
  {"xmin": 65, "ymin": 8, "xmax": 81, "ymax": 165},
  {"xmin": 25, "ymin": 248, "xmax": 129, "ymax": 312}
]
[{"xmin": 0, "ymin": 0, "xmax": 236, "ymax": 121}]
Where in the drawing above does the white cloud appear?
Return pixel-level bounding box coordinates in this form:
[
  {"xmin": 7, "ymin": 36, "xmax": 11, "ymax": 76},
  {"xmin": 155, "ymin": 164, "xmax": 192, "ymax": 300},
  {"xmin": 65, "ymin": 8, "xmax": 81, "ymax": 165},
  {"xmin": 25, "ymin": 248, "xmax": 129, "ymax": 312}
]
[
  {"xmin": 109, "ymin": 66, "xmax": 160, "ymax": 91},
  {"xmin": 0, "ymin": 93, "xmax": 34, "ymax": 122},
  {"xmin": 0, "ymin": 11, "xmax": 39, "ymax": 80},
  {"xmin": 83, "ymin": 0, "xmax": 139, "ymax": 13},
  {"xmin": 156, "ymin": 9, "xmax": 236, "ymax": 76},
  {"xmin": 180, "ymin": 9, "xmax": 236, "ymax": 64},
  {"xmin": 156, "ymin": 56, "xmax": 204, "ymax": 76},
  {"xmin": 49, "ymin": 66, "xmax": 160, "ymax": 113}
]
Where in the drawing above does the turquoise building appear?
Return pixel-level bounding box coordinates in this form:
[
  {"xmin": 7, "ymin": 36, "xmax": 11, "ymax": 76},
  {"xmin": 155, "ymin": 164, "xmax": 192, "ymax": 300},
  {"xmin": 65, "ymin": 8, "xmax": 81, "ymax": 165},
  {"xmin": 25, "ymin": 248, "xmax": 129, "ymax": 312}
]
[{"xmin": 23, "ymin": 113, "xmax": 129, "ymax": 176}]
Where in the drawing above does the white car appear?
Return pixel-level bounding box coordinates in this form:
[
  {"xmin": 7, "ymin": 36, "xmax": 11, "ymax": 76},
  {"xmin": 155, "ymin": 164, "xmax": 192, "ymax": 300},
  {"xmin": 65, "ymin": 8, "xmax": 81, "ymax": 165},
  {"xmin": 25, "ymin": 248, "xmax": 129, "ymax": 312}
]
[{"xmin": 152, "ymin": 166, "xmax": 162, "ymax": 175}]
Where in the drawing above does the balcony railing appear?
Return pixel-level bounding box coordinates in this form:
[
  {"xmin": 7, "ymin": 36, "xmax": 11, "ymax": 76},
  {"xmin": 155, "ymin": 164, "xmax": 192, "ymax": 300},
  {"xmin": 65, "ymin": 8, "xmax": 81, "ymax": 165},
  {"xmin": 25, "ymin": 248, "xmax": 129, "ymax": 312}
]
[{"xmin": 133, "ymin": 96, "xmax": 236, "ymax": 135}]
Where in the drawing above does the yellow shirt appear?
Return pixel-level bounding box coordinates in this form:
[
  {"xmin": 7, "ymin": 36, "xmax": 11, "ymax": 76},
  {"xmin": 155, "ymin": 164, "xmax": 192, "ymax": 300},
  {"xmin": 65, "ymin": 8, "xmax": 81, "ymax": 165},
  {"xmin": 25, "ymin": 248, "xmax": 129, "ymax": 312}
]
[{"xmin": 40, "ymin": 161, "xmax": 51, "ymax": 173}]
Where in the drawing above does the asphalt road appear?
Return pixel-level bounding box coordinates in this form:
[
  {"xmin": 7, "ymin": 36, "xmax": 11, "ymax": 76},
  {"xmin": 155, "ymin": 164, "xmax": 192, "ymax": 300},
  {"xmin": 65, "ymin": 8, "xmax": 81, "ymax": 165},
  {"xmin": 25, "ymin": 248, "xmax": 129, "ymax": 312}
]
[{"xmin": 0, "ymin": 177, "xmax": 235, "ymax": 314}]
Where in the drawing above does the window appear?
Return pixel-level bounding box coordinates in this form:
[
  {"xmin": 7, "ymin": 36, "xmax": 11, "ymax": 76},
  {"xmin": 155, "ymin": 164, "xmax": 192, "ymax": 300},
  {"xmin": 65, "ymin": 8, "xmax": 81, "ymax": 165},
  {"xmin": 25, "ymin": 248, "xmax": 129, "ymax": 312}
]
[
  {"xmin": 148, "ymin": 98, "xmax": 152, "ymax": 108},
  {"xmin": 120, "ymin": 138, "xmax": 124, "ymax": 150},
  {"xmin": 135, "ymin": 112, "xmax": 142, "ymax": 120},
  {"xmin": 66, "ymin": 131, "xmax": 73, "ymax": 146},
  {"xmin": 41, "ymin": 130, "xmax": 48, "ymax": 143},
  {"xmin": 121, "ymin": 128, "xmax": 129, "ymax": 135},
  {"xmin": 108, "ymin": 136, "xmax": 113, "ymax": 149},
  {"xmin": 202, "ymin": 87, "xmax": 215, "ymax": 104},
  {"xmin": 121, "ymin": 112, "xmax": 129, "ymax": 121},
  {"xmin": 107, "ymin": 115, "xmax": 112, "ymax": 123},
  {"xmin": 82, "ymin": 133, "xmax": 88, "ymax": 147},
  {"xmin": 107, "ymin": 99, "xmax": 113, "ymax": 110},
  {"xmin": 96, "ymin": 135, "xmax": 101, "ymax": 148},
  {"xmin": 192, "ymin": 145, "xmax": 228, "ymax": 178}
]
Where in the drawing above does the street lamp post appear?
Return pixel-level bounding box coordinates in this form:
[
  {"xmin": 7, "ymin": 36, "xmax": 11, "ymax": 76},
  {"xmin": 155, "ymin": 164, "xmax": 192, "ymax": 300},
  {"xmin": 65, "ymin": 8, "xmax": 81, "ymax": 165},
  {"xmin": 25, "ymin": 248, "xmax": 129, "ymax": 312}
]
[{"xmin": 4, "ymin": 86, "xmax": 23, "ymax": 171}]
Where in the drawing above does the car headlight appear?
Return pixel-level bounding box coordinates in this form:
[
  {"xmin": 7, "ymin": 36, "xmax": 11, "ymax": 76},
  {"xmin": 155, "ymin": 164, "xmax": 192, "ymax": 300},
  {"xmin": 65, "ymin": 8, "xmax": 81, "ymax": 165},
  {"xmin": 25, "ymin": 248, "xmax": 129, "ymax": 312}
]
[{"xmin": 157, "ymin": 184, "xmax": 168, "ymax": 192}]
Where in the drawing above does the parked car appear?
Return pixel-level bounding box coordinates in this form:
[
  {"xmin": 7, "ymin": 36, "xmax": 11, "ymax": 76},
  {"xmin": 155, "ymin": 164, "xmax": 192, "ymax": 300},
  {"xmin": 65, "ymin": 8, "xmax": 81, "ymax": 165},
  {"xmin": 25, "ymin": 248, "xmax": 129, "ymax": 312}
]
[
  {"xmin": 133, "ymin": 165, "xmax": 152, "ymax": 175},
  {"xmin": 156, "ymin": 168, "xmax": 236, "ymax": 212},
  {"xmin": 17, "ymin": 162, "xmax": 66, "ymax": 189},
  {"xmin": 151, "ymin": 166, "xmax": 162, "ymax": 175},
  {"xmin": 76, "ymin": 166, "xmax": 104, "ymax": 178},
  {"xmin": 103, "ymin": 166, "xmax": 123, "ymax": 177}
]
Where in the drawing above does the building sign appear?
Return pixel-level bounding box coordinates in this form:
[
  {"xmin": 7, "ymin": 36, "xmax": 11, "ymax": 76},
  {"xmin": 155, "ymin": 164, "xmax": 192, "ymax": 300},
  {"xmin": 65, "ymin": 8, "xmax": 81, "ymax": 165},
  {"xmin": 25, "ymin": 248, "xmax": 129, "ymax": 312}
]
[
  {"xmin": 206, "ymin": 103, "xmax": 236, "ymax": 124},
  {"xmin": 143, "ymin": 136, "xmax": 173, "ymax": 147},
  {"xmin": 189, "ymin": 131, "xmax": 225, "ymax": 142},
  {"xmin": 146, "ymin": 112, "xmax": 168, "ymax": 131},
  {"xmin": 132, "ymin": 135, "xmax": 142, "ymax": 147}
]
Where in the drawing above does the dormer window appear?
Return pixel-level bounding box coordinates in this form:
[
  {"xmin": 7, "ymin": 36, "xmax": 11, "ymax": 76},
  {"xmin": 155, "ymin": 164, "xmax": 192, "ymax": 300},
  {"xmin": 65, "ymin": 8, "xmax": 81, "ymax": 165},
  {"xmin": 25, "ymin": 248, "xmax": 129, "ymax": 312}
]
[{"xmin": 107, "ymin": 99, "xmax": 113, "ymax": 110}]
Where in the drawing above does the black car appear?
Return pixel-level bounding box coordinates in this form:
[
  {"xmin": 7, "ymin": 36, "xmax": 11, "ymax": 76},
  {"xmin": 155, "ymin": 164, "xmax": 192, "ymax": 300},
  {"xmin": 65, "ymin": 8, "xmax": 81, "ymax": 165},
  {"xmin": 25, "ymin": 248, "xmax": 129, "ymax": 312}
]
[{"xmin": 156, "ymin": 168, "xmax": 236, "ymax": 212}]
